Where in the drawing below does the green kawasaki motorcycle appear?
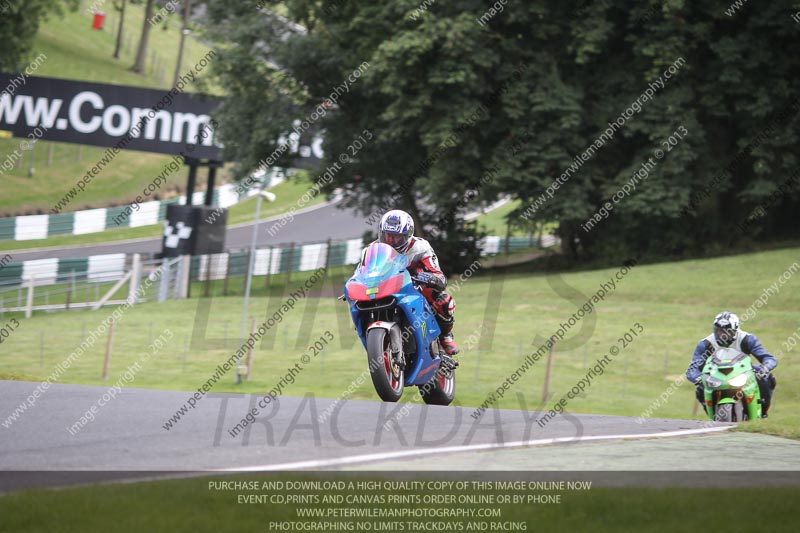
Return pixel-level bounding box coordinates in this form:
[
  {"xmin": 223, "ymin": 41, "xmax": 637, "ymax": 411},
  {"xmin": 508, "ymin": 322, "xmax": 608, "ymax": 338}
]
[{"xmin": 702, "ymin": 347, "xmax": 762, "ymax": 422}]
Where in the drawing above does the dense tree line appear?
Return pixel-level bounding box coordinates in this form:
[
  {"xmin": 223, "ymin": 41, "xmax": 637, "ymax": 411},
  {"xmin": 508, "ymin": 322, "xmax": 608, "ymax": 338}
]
[{"xmin": 181, "ymin": 2, "xmax": 800, "ymax": 265}]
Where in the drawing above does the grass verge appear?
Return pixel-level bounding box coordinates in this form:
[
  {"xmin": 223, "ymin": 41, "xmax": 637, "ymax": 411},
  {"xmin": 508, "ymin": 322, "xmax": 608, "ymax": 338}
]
[{"xmin": 1, "ymin": 247, "xmax": 797, "ymax": 439}]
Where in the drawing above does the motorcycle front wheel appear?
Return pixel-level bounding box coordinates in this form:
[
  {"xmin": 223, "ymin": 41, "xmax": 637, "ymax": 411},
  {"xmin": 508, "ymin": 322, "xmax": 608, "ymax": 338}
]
[
  {"xmin": 367, "ymin": 328, "xmax": 404, "ymax": 402},
  {"xmin": 714, "ymin": 402, "xmax": 744, "ymax": 422}
]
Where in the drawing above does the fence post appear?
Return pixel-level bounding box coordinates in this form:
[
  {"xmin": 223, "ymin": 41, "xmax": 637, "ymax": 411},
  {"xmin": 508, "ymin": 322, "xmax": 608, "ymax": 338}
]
[
  {"xmin": 128, "ymin": 254, "xmax": 142, "ymax": 304},
  {"xmin": 25, "ymin": 275, "xmax": 35, "ymax": 319},
  {"xmin": 159, "ymin": 259, "xmax": 171, "ymax": 302},
  {"xmin": 265, "ymin": 247, "xmax": 272, "ymax": 289},
  {"xmin": 245, "ymin": 318, "xmax": 256, "ymax": 380},
  {"xmin": 504, "ymin": 221, "xmax": 511, "ymax": 256},
  {"xmin": 178, "ymin": 255, "xmax": 191, "ymax": 299},
  {"xmin": 204, "ymin": 255, "xmax": 212, "ymax": 297},
  {"xmin": 541, "ymin": 336, "xmax": 556, "ymax": 403},
  {"xmin": 102, "ymin": 319, "xmax": 115, "ymax": 380},
  {"xmin": 286, "ymin": 243, "xmax": 295, "ymax": 285},
  {"xmin": 223, "ymin": 252, "xmax": 231, "ymax": 295},
  {"xmin": 324, "ymin": 237, "xmax": 332, "ymax": 274},
  {"xmin": 242, "ymin": 248, "xmax": 251, "ymax": 294}
]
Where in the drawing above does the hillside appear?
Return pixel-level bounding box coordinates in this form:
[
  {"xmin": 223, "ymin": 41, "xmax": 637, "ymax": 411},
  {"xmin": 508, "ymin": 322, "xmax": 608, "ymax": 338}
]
[{"xmin": 0, "ymin": 2, "xmax": 226, "ymax": 217}]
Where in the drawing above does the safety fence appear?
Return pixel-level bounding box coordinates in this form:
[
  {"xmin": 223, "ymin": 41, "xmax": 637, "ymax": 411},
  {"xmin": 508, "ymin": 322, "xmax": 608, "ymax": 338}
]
[
  {"xmin": 0, "ymin": 184, "xmax": 242, "ymax": 241},
  {"xmin": 0, "ymin": 234, "xmax": 558, "ymax": 315}
]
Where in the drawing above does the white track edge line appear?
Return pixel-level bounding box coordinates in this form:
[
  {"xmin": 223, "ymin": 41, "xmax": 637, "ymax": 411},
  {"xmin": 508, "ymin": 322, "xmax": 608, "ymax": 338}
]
[{"xmin": 218, "ymin": 426, "xmax": 734, "ymax": 472}]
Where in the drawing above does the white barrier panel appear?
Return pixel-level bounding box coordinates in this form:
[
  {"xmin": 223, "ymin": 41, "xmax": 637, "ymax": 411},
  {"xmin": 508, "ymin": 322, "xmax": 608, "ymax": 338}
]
[
  {"xmin": 22, "ymin": 258, "xmax": 59, "ymax": 286},
  {"xmin": 217, "ymin": 184, "xmax": 239, "ymax": 208},
  {"xmin": 73, "ymin": 208, "xmax": 107, "ymax": 235},
  {"xmin": 88, "ymin": 253, "xmax": 127, "ymax": 282},
  {"xmin": 254, "ymin": 248, "xmax": 282, "ymax": 276},
  {"xmin": 299, "ymin": 243, "xmax": 326, "ymax": 272},
  {"xmin": 541, "ymin": 234, "xmax": 559, "ymax": 247},
  {"xmin": 129, "ymin": 200, "xmax": 161, "ymax": 228},
  {"xmin": 177, "ymin": 191, "xmax": 207, "ymax": 205},
  {"xmin": 198, "ymin": 253, "xmax": 229, "ymax": 281},
  {"xmin": 14, "ymin": 214, "xmax": 48, "ymax": 241},
  {"xmin": 481, "ymin": 236, "xmax": 501, "ymax": 255},
  {"xmin": 345, "ymin": 238, "xmax": 363, "ymax": 265},
  {"xmin": 269, "ymin": 247, "xmax": 282, "ymax": 275}
]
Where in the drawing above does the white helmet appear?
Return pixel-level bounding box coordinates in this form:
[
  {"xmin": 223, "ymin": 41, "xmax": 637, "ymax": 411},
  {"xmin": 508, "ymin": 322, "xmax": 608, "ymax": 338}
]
[
  {"xmin": 378, "ymin": 209, "xmax": 414, "ymax": 253},
  {"xmin": 713, "ymin": 311, "xmax": 740, "ymax": 347}
]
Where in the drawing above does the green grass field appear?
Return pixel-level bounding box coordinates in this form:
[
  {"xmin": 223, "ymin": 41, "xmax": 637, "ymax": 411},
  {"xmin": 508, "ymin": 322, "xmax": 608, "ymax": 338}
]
[
  {"xmin": 2, "ymin": 247, "xmax": 798, "ymax": 438},
  {"xmin": 36, "ymin": 1, "xmax": 215, "ymax": 89},
  {"xmin": 0, "ymin": 1, "xmax": 222, "ymax": 216},
  {"xmin": 474, "ymin": 198, "xmax": 558, "ymax": 238}
]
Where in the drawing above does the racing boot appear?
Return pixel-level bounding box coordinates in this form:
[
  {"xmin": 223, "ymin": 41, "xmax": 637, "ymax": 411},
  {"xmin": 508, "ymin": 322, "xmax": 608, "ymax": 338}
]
[{"xmin": 440, "ymin": 332, "xmax": 460, "ymax": 357}]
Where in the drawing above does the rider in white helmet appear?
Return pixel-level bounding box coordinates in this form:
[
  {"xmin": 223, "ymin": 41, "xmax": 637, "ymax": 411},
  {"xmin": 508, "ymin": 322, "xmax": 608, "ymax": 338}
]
[
  {"xmin": 686, "ymin": 311, "xmax": 778, "ymax": 417},
  {"xmin": 368, "ymin": 209, "xmax": 459, "ymax": 357}
]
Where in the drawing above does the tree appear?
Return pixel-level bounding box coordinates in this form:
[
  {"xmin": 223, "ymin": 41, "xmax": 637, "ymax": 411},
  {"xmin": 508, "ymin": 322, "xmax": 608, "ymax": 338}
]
[
  {"xmin": 173, "ymin": 0, "xmax": 192, "ymax": 86},
  {"xmin": 131, "ymin": 0, "xmax": 156, "ymax": 74},
  {"xmin": 202, "ymin": 0, "xmax": 800, "ymax": 265},
  {"xmin": 0, "ymin": 0, "xmax": 77, "ymax": 72},
  {"xmin": 113, "ymin": 0, "xmax": 127, "ymax": 60}
]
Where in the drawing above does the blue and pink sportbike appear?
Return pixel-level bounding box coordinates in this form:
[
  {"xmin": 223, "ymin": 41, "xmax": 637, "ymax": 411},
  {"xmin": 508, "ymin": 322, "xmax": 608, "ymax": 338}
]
[{"xmin": 343, "ymin": 242, "xmax": 456, "ymax": 405}]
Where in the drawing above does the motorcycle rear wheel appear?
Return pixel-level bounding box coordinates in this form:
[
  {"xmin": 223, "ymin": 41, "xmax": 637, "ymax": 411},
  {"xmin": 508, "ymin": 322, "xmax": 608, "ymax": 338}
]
[{"xmin": 419, "ymin": 366, "xmax": 456, "ymax": 406}]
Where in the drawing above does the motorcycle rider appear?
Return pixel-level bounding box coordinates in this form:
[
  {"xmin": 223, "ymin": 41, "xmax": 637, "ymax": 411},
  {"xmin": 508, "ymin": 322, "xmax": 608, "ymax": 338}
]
[
  {"xmin": 361, "ymin": 209, "xmax": 459, "ymax": 358},
  {"xmin": 686, "ymin": 311, "xmax": 778, "ymax": 418}
]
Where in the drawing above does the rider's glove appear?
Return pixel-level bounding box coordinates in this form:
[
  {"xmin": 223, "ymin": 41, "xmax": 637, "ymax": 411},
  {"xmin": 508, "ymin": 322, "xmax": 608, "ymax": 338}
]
[
  {"xmin": 753, "ymin": 365, "xmax": 770, "ymax": 379},
  {"xmin": 415, "ymin": 272, "xmax": 433, "ymax": 285},
  {"xmin": 414, "ymin": 272, "xmax": 445, "ymax": 291}
]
